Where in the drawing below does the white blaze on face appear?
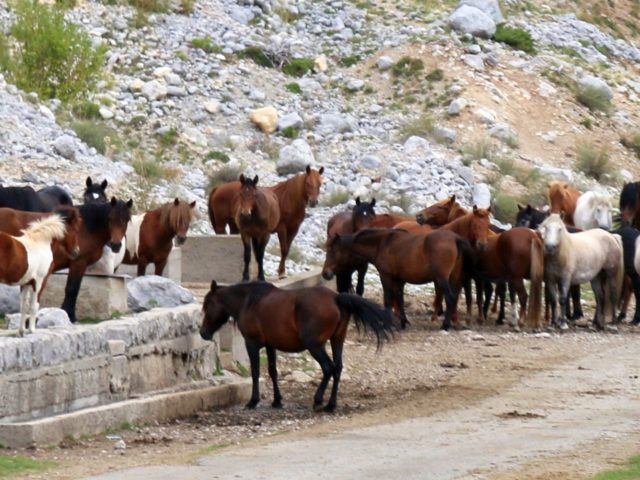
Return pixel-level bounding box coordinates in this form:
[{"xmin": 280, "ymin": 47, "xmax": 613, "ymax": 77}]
[{"xmin": 93, "ymin": 193, "xmax": 99, "ymax": 200}]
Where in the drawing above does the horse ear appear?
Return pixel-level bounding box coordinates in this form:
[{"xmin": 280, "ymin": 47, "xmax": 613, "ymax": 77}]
[
  {"xmin": 517, "ymin": 203, "xmax": 524, "ymax": 211},
  {"xmin": 253, "ymin": 175, "xmax": 259, "ymax": 185},
  {"xmin": 174, "ymin": 198, "xmax": 180, "ymax": 206},
  {"xmin": 239, "ymin": 174, "xmax": 245, "ymax": 184},
  {"xmin": 319, "ymin": 166, "xmax": 324, "ymax": 175},
  {"xmin": 86, "ymin": 176, "xmax": 93, "ymax": 187},
  {"xmin": 126, "ymin": 199, "xmax": 133, "ymax": 209},
  {"xmin": 473, "ymin": 205, "xmax": 478, "ymax": 213},
  {"xmin": 371, "ymin": 198, "xmax": 376, "ymax": 207},
  {"xmin": 189, "ymin": 200, "xmax": 196, "ymax": 208},
  {"xmin": 356, "ymin": 196, "xmax": 361, "ymax": 205},
  {"xmin": 110, "ymin": 196, "xmax": 117, "ymax": 206},
  {"xmin": 210, "ymin": 280, "xmax": 217, "ymax": 292},
  {"xmin": 101, "ymin": 179, "xmax": 108, "ymax": 190},
  {"xmin": 306, "ymin": 165, "xmax": 311, "ymax": 174},
  {"xmin": 450, "ymin": 194, "xmax": 456, "ymax": 203},
  {"xmin": 486, "ymin": 205, "xmax": 492, "ymax": 214}
]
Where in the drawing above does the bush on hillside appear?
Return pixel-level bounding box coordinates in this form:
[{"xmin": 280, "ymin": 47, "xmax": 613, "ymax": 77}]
[
  {"xmin": 494, "ymin": 24, "xmax": 535, "ymax": 54},
  {"xmin": 1, "ymin": 0, "xmax": 105, "ymax": 101},
  {"xmin": 575, "ymin": 141, "xmax": 610, "ymax": 181},
  {"xmin": 576, "ymin": 85, "xmax": 611, "ymax": 112}
]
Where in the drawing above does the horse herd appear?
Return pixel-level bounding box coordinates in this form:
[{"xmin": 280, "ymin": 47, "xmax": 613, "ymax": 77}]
[{"xmin": 0, "ymin": 177, "xmax": 195, "ymax": 335}]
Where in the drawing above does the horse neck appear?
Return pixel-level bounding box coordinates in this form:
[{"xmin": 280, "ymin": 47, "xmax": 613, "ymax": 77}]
[
  {"xmin": 348, "ymin": 230, "xmax": 391, "ymax": 260},
  {"xmin": 272, "ymin": 174, "xmax": 306, "ymax": 214},
  {"xmin": 442, "ymin": 214, "xmax": 471, "ymax": 236},
  {"xmin": 219, "ymin": 285, "xmax": 252, "ymax": 317}
]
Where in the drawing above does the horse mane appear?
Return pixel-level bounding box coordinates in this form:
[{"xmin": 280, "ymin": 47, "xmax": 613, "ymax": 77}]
[
  {"xmin": 159, "ymin": 201, "xmax": 193, "ymax": 231},
  {"xmin": 271, "ymin": 172, "xmax": 306, "ymax": 202},
  {"xmin": 78, "ymin": 201, "xmax": 130, "ymax": 232},
  {"xmin": 448, "ymin": 203, "xmax": 468, "ymax": 221},
  {"xmin": 245, "ymin": 282, "xmax": 276, "ymax": 309},
  {"xmin": 21, "ymin": 215, "xmax": 66, "ymax": 242}
]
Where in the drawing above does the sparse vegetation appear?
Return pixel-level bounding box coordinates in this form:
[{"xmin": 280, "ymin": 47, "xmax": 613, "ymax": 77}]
[
  {"xmin": 576, "ymin": 85, "xmax": 611, "ymax": 112},
  {"xmin": 321, "ymin": 188, "xmax": 350, "ymax": 207},
  {"xmin": 425, "ymin": 68, "xmax": 444, "ymax": 82},
  {"xmin": 492, "ymin": 192, "xmax": 519, "ymax": 224},
  {"xmin": 0, "ymin": 455, "xmax": 55, "ymax": 476},
  {"xmin": 132, "ymin": 155, "xmax": 164, "ymax": 181},
  {"xmin": 156, "ymin": 128, "xmax": 179, "ymax": 148},
  {"xmin": 0, "ymin": 0, "xmax": 106, "ymax": 101},
  {"xmin": 238, "ymin": 46, "xmax": 275, "ymax": 68},
  {"xmin": 72, "ymin": 100, "xmax": 101, "ymax": 120},
  {"xmin": 282, "ymin": 58, "xmax": 315, "ymax": 77},
  {"xmin": 189, "ymin": 37, "xmax": 221, "ymax": 54},
  {"xmin": 399, "ymin": 113, "xmax": 434, "ymax": 141},
  {"xmin": 580, "ymin": 118, "xmax": 593, "ymax": 130},
  {"xmin": 339, "ymin": 54, "xmax": 361, "ymax": 67},
  {"xmin": 593, "ymin": 454, "xmax": 640, "ymax": 480},
  {"xmin": 280, "ymin": 126, "xmax": 299, "ymax": 139},
  {"xmin": 621, "ymin": 132, "xmax": 640, "ymax": 158},
  {"xmin": 493, "ymin": 24, "xmax": 535, "ymax": 53},
  {"xmin": 208, "ymin": 164, "xmax": 242, "ymax": 190},
  {"xmin": 206, "ymin": 151, "xmax": 231, "ymax": 162},
  {"xmin": 71, "ymin": 121, "xmax": 118, "ymax": 155},
  {"xmin": 273, "ymin": 6, "xmax": 301, "ymax": 23},
  {"xmin": 129, "ymin": 0, "xmax": 169, "ymax": 13},
  {"xmin": 462, "ymin": 138, "xmax": 496, "ymax": 162},
  {"xmin": 285, "ymin": 82, "xmax": 302, "ymax": 94},
  {"xmin": 392, "ymin": 56, "xmax": 424, "ymax": 78},
  {"xmin": 575, "ymin": 141, "xmax": 610, "ymax": 181}
]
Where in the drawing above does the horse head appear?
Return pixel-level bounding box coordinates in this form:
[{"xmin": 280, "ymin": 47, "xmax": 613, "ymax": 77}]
[
  {"xmin": 594, "ymin": 194, "xmax": 612, "ymax": 230},
  {"xmin": 470, "ymin": 206, "xmax": 491, "ymax": 251},
  {"xmin": 416, "ymin": 195, "xmax": 456, "ymax": 226},
  {"xmin": 321, "ymin": 233, "xmax": 351, "ymax": 281},
  {"xmin": 237, "ymin": 174, "xmax": 259, "ymax": 221},
  {"xmin": 84, "ymin": 177, "xmax": 109, "ymax": 204},
  {"xmin": 537, "ymin": 213, "xmax": 566, "ymax": 254},
  {"xmin": 304, "ymin": 165, "xmax": 324, "ymax": 207},
  {"xmin": 55, "ymin": 207, "xmax": 82, "ymax": 260},
  {"xmin": 107, "ymin": 197, "xmax": 132, "ymax": 253},
  {"xmin": 200, "ymin": 280, "xmax": 231, "ymax": 340},
  {"xmin": 352, "ymin": 197, "xmax": 376, "ymax": 231},
  {"xmin": 169, "ymin": 198, "xmax": 196, "ymax": 245}
]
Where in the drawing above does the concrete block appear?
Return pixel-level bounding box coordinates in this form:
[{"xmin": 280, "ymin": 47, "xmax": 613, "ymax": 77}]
[
  {"xmin": 40, "ymin": 273, "xmax": 128, "ymax": 321},
  {"xmin": 180, "ymin": 235, "xmax": 255, "ymax": 284},
  {"xmin": 107, "ymin": 340, "xmax": 126, "ymax": 356},
  {"xmin": 109, "ymin": 355, "xmax": 129, "ymax": 397},
  {"xmin": 218, "ymin": 323, "xmax": 249, "ymax": 368},
  {"xmin": 116, "ymin": 247, "xmax": 182, "ymax": 283}
]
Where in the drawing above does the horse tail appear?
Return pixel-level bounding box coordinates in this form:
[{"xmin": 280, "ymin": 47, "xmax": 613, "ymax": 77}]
[
  {"xmin": 527, "ymin": 235, "xmax": 544, "ymax": 330},
  {"xmin": 334, "ymin": 293, "xmax": 394, "ymax": 350},
  {"xmin": 613, "ymin": 234, "xmax": 625, "ymax": 308},
  {"xmin": 455, "ymin": 237, "xmax": 475, "ymax": 278},
  {"xmin": 207, "ymin": 187, "xmax": 217, "ymax": 231}
]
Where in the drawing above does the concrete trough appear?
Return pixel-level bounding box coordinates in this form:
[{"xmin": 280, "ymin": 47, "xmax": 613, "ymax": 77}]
[
  {"xmin": 180, "ymin": 235, "xmax": 255, "ymax": 284},
  {"xmin": 116, "ymin": 246, "xmax": 182, "ymax": 283}
]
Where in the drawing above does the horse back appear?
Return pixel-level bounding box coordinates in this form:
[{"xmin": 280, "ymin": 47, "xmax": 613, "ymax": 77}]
[
  {"xmin": 0, "ymin": 234, "xmax": 28, "ymax": 283},
  {"xmin": 209, "ymin": 182, "xmax": 241, "ymax": 226},
  {"xmin": 0, "ymin": 186, "xmax": 48, "ymax": 212},
  {"xmin": 0, "ymin": 207, "xmax": 47, "ymax": 236}
]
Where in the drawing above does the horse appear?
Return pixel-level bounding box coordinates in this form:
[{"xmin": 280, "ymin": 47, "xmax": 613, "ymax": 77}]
[
  {"xmin": 368, "ymin": 212, "xmax": 414, "ymax": 228},
  {"xmin": 324, "ymin": 197, "xmax": 376, "ymax": 295},
  {"xmin": 119, "ymin": 198, "xmax": 196, "ymax": 276},
  {"xmin": 235, "ymin": 175, "xmax": 280, "ymax": 282},
  {"xmin": 515, "ymin": 204, "xmax": 548, "ymax": 228},
  {"xmin": 200, "ymin": 280, "xmax": 393, "ymax": 412},
  {"xmin": 612, "ymin": 226, "xmax": 640, "ymax": 325},
  {"xmin": 548, "ymin": 181, "xmax": 581, "ymax": 226},
  {"xmin": 270, "ymin": 165, "xmax": 324, "ymax": 277},
  {"xmin": 0, "ymin": 185, "xmax": 71, "ymax": 212},
  {"xmin": 83, "ymin": 177, "xmax": 109, "ymax": 204},
  {"xmin": 574, "ymin": 191, "xmax": 612, "ymax": 230},
  {"xmin": 619, "ymin": 182, "xmax": 639, "ymax": 225},
  {"xmin": 415, "ymin": 195, "xmax": 459, "ymax": 226},
  {"xmin": 0, "ymin": 215, "xmax": 81, "ymax": 336},
  {"xmin": 323, "ymin": 228, "xmax": 470, "ymax": 330},
  {"xmin": 538, "ymin": 214, "xmax": 623, "ymax": 330},
  {"xmin": 36, "ymin": 186, "xmax": 73, "ymax": 211}
]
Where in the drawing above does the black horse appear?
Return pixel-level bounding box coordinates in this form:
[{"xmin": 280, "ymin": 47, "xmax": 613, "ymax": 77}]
[
  {"xmin": 83, "ymin": 177, "xmax": 109, "ymax": 204},
  {"xmin": 0, "ymin": 185, "xmax": 73, "ymax": 212},
  {"xmin": 515, "ymin": 204, "xmax": 548, "ymax": 229},
  {"xmin": 613, "ymin": 226, "xmax": 640, "ymax": 325}
]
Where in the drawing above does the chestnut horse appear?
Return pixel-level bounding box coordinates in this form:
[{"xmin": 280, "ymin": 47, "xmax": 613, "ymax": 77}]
[
  {"xmin": 324, "ymin": 197, "xmax": 376, "ymax": 295},
  {"xmin": 235, "ymin": 175, "xmax": 280, "ymax": 281},
  {"xmin": 0, "ymin": 215, "xmax": 80, "ymax": 336},
  {"xmin": 200, "ymin": 280, "xmax": 393, "ymax": 411},
  {"xmin": 548, "ymin": 181, "xmax": 581, "ymax": 226},
  {"xmin": 415, "ymin": 195, "xmax": 459, "ymax": 226},
  {"xmin": 119, "ymin": 198, "xmax": 196, "ymax": 276},
  {"xmin": 323, "ymin": 228, "xmax": 470, "ymax": 330}
]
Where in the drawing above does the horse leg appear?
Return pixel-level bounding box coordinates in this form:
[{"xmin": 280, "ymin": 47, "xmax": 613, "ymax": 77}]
[
  {"xmin": 431, "ymin": 286, "xmax": 443, "ymax": 324},
  {"xmin": 137, "ymin": 261, "xmax": 148, "ymax": 277},
  {"xmin": 276, "ymin": 228, "xmax": 288, "ymax": 279},
  {"xmin": 244, "ymin": 340, "xmax": 261, "ymax": 409},
  {"xmin": 18, "ymin": 285, "xmax": 29, "ymax": 337},
  {"xmin": 590, "ymin": 274, "xmax": 605, "ymax": 330},
  {"xmin": 558, "ymin": 280, "xmax": 571, "ymax": 330},
  {"xmin": 265, "ymin": 345, "xmax": 282, "ymax": 408},
  {"xmin": 307, "ymin": 345, "xmax": 335, "ymax": 411},
  {"xmin": 464, "ymin": 277, "xmax": 473, "ymax": 319},
  {"xmin": 61, "ymin": 262, "xmax": 87, "ymax": 324},
  {"xmin": 606, "ymin": 267, "xmax": 619, "ymax": 326},
  {"xmin": 325, "ymin": 338, "xmax": 344, "ymax": 412},
  {"xmin": 335, "ymin": 271, "xmax": 353, "ymax": 294},
  {"xmin": 29, "ymin": 282, "xmax": 40, "ymax": 334},
  {"xmin": 355, "ymin": 264, "xmax": 367, "ymax": 296},
  {"xmin": 253, "ymin": 237, "xmax": 269, "ymax": 281},
  {"xmin": 512, "ymin": 279, "xmax": 527, "ymax": 330},
  {"xmin": 631, "ymin": 274, "xmax": 640, "ymax": 325},
  {"xmin": 396, "ymin": 281, "xmax": 409, "ymax": 329},
  {"xmin": 436, "ymin": 279, "xmax": 455, "ymax": 331},
  {"xmin": 228, "ymin": 218, "xmax": 239, "ymax": 235},
  {"xmin": 496, "ymin": 282, "xmax": 507, "ymax": 325},
  {"xmin": 617, "ymin": 275, "xmax": 631, "ymax": 322},
  {"xmin": 241, "ymin": 235, "xmax": 251, "ymax": 282},
  {"xmin": 482, "ymin": 281, "xmax": 493, "ymax": 324},
  {"xmin": 154, "ymin": 259, "xmax": 168, "ymax": 276},
  {"xmin": 570, "ymin": 285, "xmax": 583, "ymax": 320}
]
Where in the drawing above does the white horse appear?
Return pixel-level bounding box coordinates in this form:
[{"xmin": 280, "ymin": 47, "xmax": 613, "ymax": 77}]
[
  {"xmin": 573, "ymin": 191, "xmax": 612, "ymax": 230},
  {"xmin": 538, "ymin": 214, "xmax": 623, "ymax": 330}
]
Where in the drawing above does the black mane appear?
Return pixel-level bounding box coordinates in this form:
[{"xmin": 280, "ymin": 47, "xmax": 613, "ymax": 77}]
[{"xmin": 78, "ymin": 200, "xmax": 131, "ymax": 232}]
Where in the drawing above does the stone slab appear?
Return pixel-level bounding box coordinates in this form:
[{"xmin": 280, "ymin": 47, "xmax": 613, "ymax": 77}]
[
  {"xmin": 40, "ymin": 273, "xmax": 128, "ymax": 321},
  {"xmin": 180, "ymin": 235, "xmax": 256, "ymax": 284}
]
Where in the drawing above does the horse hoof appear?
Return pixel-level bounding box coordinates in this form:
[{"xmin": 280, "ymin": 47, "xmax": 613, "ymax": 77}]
[
  {"xmin": 313, "ymin": 403, "xmax": 324, "ymax": 413},
  {"xmin": 456, "ymin": 323, "xmax": 470, "ymax": 331},
  {"xmin": 272, "ymin": 400, "xmax": 283, "ymax": 409},
  {"xmin": 278, "ymin": 273, "xmax": 286, "ymax": 280},
  {"xmin": 559, "ymin": 322, "xmax": 569, "ymax": 331},
  {"xmin": 245, "ymin": 400, "xmax": 258, "ymax": 409},
  {"xmin": 323, "ymin": 404, "xmax": 336, "ymax": 413}
]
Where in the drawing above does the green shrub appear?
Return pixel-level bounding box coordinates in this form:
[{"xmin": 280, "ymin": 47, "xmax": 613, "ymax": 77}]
[
  {"xmin": 71, "ymin": 121, "xmax": 117, "ymax": 154},
  {"xmin": 285, "ymin": 82, "xmax": 302, "ymax": 94},
  {"xmin": 189, "ymin": 37, "xmax": 220, "ymax": 54},
  {"xmin": 208, "ymin": 164, "xmax": 242, "ymax": 190},
  {"xmin": 576, "ymin": 85, "xmax": 611, "ymax": 112},
  {"xmin": 621, "ymin": 132, "xmax": 640, "ymax": 158},
  {"xmin": 130, "ymin": 0, "xmax": 169, "ymax": 13},
  {"xmin": 462, "ymin": 138, "xmax": 496, "ymax": 162},
  {"xmin": 399, "ymin": 114, "xmax": 434, "ymax": 141},
  {"xmin": 580, "ymin": 118, "xmax": 593, "ymax": 130},
  {"xmin": 273, "ymin": 6, "xmax": 300, "ymax": 23},
  {"xmin": 492, "ymin": 193, "xmax": 519, "ymax": 224},
  {"xmin": 238, "ymin": 46, "xmax": 274, "ymax": 68},
  {"xmin": 72, "ymin": 100, "xmax": 101, "ymax": 119},
  {"xmin": 282, "ymin": 58, "xmax": 314, "ymax": 77},
  {"xmin": 156, "ymin": 128, "xmax": 179, "ymax": 148},
  {"xmin": 494, "ymin": 24, "xmax": 535, "ymax": 53},
  {"xmin": 392, "ymin": 56, "xmax": 424, "ymax": 78},
  {"xmin": 320, "ymin": 188, "xmax": 350, "ymax": 207},
  {"xmin": 425, "ymin": 68, "xmax": 444, "ymax": 81},
  {"xmin": 339, "ymin": 55, "xmax": 360, "ymax": 67},
  {"xmin": 280, "ymin": 126, "xmax": 299, "ymax": 139},
  {"xmin": 179, "ymin": 0, "xmax": 194, "ymax": 14},
  {"xmin": 206, "ymin": 150, "xmax": 231, "ymax": 162},
  {"xmin": 575, "ymin": 141, "xmax": 610, "ymax": 181},
  {"xmin": 132, "ymin": 156, "xmax": 164, "ymax": 181},
  {"xmin": 1, "ymin": 0, "xmax": 106, "ymax": 101}
]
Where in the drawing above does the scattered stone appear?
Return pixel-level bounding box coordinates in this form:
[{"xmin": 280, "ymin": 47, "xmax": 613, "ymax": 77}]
[
  {"xmin": 346, "ymin": 79, "xmax": 365, "ymax": 91},
  {"xmin": 7, "ymin": 308, "xmax": 71, "ymax": 330},
  {"xmin": 459, "ymin": 0, "xmax": 504, "ymax": 23},
  {"xmin": 474, "ymin": 107, "xmax": 497, "ymax": 125},
  {"xmin": 317, "ymin": 113, "xmax": 357, "ymax": 135},
  {"xmin": 448, "ymin": 98, "xmax": 468, "ymax": 116},
  {"xmin": 472, "ymin": 183, "xmax": 491, "ymax": 208},
  {"xmin": 489, "ymin": 123, "xmax": 517, "ymax": 144},
  {"xmin": 114, "ymin": 439, "xmax": 127, "ymax": 450},
  {"xmin": 127, "ymin": 275, "xmax": 195, "ymax": 312},
  {"xmin": 314, "ymin": 55, "xmax": 328, "ymax": 72},
  {"xmin": 433, "ymin": 126, "xmax": 457, "ymax": 144},
  {"xmin": 249, "ymin": 106, "xmax": 279, "ymax": 134},
  {"xmin": 141, "ymin": 80, "xmax": 168, "ymax": 101},
  {"xmin": 53, "ymin": 135, "xmax": 76, "ymax": 160},
  {"xmin": 538, "ymin": 81, "xmax": 557, "ymax": 98},
  {"xmin": 359, "ymin": 155, "xmax": 381, "ymax": 170},
  {"xmin": 448, "ymin": 5, "xmax": 496, "ymax": 39},
  {"xmin": 404, "ymin": 136, "xmax": 430, "ymax": 156},
  {"xmin": 99, "ymin": 107, "xmax": 114, "ymax": 120},
  {"xmin": 204, "ymin": 100, "xmax": 221, "ymax": 114},
  {"xmin": 464, "ymin": 54, "xmax": 485, "ymax": 71},
  {"xmin": 285, "ymin": 371, "xmax": 313, "ymax": 383},
  {"xmin": 577, "ymin": 74, "xmax": 613, "ymax": 100},
  {"xmin": 278, "ymin": 112, "xmax": 304, "ymax": 131},
  {"xmin": 128, "ymin": 79, "xmax": 144, "ymax": 93},
  {"xmin": 377, "ymin": 56, "xmax": 394, "ymax": 71},
  {"xmin": 277, "ymin": 139, "xmax": 315, "ymax": 175}
]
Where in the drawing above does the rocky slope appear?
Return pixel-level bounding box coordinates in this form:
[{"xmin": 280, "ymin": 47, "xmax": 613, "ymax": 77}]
[{"xmin": 1, "ymin": 0, "xmax": 639, "ymax": 276}]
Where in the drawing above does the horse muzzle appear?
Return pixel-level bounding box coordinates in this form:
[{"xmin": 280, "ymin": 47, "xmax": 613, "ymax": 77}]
[
  {"xmin": 476, "ymin": 242, "xmax": 488, "ymax": 252},
  {"xmin": 322, "ymin": 269, "xmax": 335, "ymax": 281},
  {"xmin": 239, "ymin": 211, "xmax": 252, "ymax": 221},
  {"xmin": 176, "ymin": 235, "xmax": 187, "ymax": 246},
  {"xmin": 109, "ymin": 241, "xmax": 123, "ymax": 253},
  {"xmin": 544, "ymin": 244, "xmax": 557, "ymax": 255},
  {"xmin": 199, "ymin": 327, "xmax": 213, "ymax": 341},
  {"xmin": 308, "ymin": 199, "xmax": 319, "ymax": 208},
  {"xmin": 415, "ymin": 213, "xmax": 427, "ymax": 225},
  {"xmin": 69, "ymin": 246, "xmax": 81, "ymax": 260}
]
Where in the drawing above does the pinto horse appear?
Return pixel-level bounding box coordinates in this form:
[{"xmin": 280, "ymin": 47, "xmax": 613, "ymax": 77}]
[
  {"xmin": 323, "ymin": 228, "xmax": 470, "ymax": 330},
  {"xmin": 324, "ymin": 197, "xmax": 376, "ymax": 295},
  {"xmin": 200, "ymin": 280, "xmax": 393, "ymax": 411},
  {"xmin": 235, "ymin": 175, "xmax": 280, "ymax": 281},
  {"xmin": 0, "ymin": 215, "xmax": 81, "ymax": 336},
  {"xmin": 548, "ymin": 181, "xmax": 581, "ymax": 226},
  {"xmin": 83, "ymin": 177, "xmax": 109, "ymax": 204},
  {"xmin": 119, "ymin": 198, "xmax": 196, "ymax": 276},
  {"xmin": 538, "ymin": 214, "xmax": 623, "ymax": 330}
]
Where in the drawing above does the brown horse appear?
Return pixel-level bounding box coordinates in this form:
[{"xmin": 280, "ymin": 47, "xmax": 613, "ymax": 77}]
[
  {"xmin": 200, "ymin": 280, "xmax": 393, "ymax": 411},
  {"xmin": 368, "ymin": 212, "xmax": 414, "ymax": 228},
  {"xmin": 415, "ymin": 195, "xmax": 459, "ymax": 226},
  {"xmin": 235, "ymin": 175, "xmax": 280, "ymax": 281},
  {"xmin": 120, "ymin": 198, "xmax": 196, "ymax": 276},
  {"xmin": 271, "ymin": 165, "xmax": 324, "ymax": 277},
  {"xmin": 324, "ymin": 197, "xmax": 376, "ymax": 295},
  {"xmin": 548, "ymin": 181, "xmax": 581, "ymax": 226},
  {"xmin": 208, "ymin": 181, "xmax": 241, "ymax": 234},
  {"xmin": 0, "ymin": 215, "xmax": 81, "ymax": 336},
  {"xmin": 323, "ymin": 228, "xmax": 470, "ymax": 330}
]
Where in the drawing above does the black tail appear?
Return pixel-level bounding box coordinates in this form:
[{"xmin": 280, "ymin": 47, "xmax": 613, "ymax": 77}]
[
  {"xmin": 456, "ymin": 237, "xmax": 475, "ymax": 277},
  {"xmin": 335, "ymin": 293, "xmax": 394, "ymax": 350}
]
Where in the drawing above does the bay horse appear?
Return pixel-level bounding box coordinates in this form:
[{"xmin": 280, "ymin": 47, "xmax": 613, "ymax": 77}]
[
  {"xmin": 0, "ymin": 215, "xmax": 80, "ymax": 336},
  {"xmin": 323, "ymin": 228, "xmax": 470, "ymax": 330},
  {"xmin": 548, "ymin": 180, "xmax": 581, "ymax": 226},
  {"xmin": 538, "ymin": 214, "xmax": 623, "ymax": 330},
  {"xmin": 83, "ymin": 177, "xmax": 109, "ymax": 204},
  {"xmin": 324, "ymin": 197, "xmax": 376, "ymax": 295},
  {"xmin": 415, "ymin": 195, "xmax": 458, "ymax": 226},
  {"xmin": 613, "ymin": 226, "xmax": 640, "ymax": 325},
  {"xmin": 200, "ymin": 280, "xmax": 393, "ymax": 412},
  {"xmin": 235, "ymin": 175, "xmax": 280, "ymax": 281},
  {"xmin": 573, "ymin": 191, "xmax": 612, "ymax": 230},
  {"xmin": 120, "ymin": 198, "xmax": 196, "ymax": 276}
]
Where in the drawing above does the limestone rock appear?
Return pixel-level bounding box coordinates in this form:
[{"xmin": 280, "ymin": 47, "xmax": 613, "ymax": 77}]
[
  {"xmin": 127, "ymin": 275, "xmax": 195, "ymax": 313},
  {"xmin": 249, "ymin": 106, "xmax": 278, "ymax": 134},
  {"xmin": 277, "ymin": 139, "xmax": 314, "ymax": 175},
  {"xmin": 0, "ymin": 285, "xmax": 20, "ymax": 314},
  {"xmin": 278, "ymin": 112, "xmax": 303, "ymax": 131},
  {"xmin": 577, "ymin": 75, "xmax": 613, "ymax": 100},
  {"xmin": 458, "ymin": 0, "xmax": 504, "ymax": 23},
  {"xmin": 53, "ymin": 135, "xmax": 76, "ymax": 160},
  {"xmin": 141, "ymin": 80, "xmax": 168, "ymax": 101},
  {"xmin": 472, "ymin": 183, "xmax": 491, "ymax": 208},
  {"xmin": 448, "ymin": 5, "xmax": 496, "ymax": 39},
  {"xmin": 376, "ymin": 56, "xmax": 394, "ymax": 71},
  {"xmin": 314, "ymin": 55, "xmax": 328, "ymax": 72}
]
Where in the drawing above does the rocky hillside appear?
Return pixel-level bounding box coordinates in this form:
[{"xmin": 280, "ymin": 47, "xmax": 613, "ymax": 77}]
[{"xmin": 1, "ymin": 0, "xmax": 639, "ymax": 276}]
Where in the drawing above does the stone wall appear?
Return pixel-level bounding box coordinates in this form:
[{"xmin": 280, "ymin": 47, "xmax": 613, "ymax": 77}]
[{"xmin": 0, "ymin": 304, "xmax": 217, "ymax": 423}]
